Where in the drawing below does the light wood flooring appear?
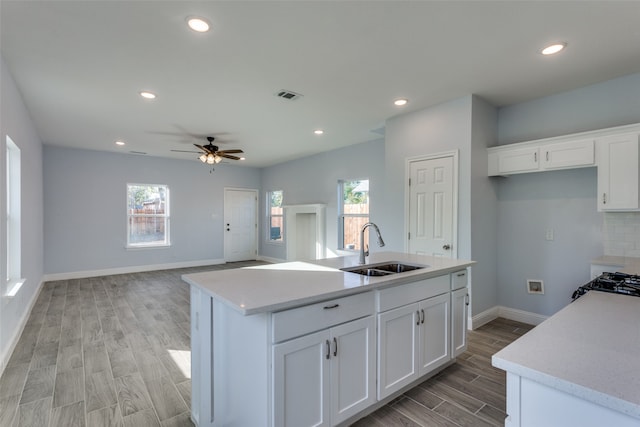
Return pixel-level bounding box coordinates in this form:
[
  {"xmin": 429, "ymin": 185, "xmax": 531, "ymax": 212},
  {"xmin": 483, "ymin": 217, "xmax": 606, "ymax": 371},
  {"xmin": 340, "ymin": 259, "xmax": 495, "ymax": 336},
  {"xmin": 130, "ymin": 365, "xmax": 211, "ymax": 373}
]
[{"xmin": 0, "ymin": 262, "xmax": 534, "ymax": 427}]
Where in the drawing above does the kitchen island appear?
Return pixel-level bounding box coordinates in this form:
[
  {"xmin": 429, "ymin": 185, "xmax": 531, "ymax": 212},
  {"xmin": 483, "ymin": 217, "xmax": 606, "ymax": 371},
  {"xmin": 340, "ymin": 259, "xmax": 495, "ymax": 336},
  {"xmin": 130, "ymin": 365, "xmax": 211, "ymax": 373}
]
[
  {"xmin": 492, "ymin": 291, "xmax": 640, "ymax": 427},
  {"xmin": 183, "ymin": 252, "xmax": 474, "ymax": 427}
]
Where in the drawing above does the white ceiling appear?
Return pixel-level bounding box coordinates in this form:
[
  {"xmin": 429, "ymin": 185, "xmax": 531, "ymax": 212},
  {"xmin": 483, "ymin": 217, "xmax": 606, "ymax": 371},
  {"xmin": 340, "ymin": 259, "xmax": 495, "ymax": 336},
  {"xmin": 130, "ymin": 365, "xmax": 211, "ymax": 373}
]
[{"xmin": 2, "ymin": 1, "xmax": 640, "ymax": 168}]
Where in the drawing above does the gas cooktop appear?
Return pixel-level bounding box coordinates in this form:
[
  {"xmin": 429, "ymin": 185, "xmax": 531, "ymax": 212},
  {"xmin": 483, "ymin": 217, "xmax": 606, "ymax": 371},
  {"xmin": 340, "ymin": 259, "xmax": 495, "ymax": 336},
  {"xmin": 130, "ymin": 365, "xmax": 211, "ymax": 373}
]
[{"xmin": 572, "ymin": 272, "xmax": 640, "ymax": 300}]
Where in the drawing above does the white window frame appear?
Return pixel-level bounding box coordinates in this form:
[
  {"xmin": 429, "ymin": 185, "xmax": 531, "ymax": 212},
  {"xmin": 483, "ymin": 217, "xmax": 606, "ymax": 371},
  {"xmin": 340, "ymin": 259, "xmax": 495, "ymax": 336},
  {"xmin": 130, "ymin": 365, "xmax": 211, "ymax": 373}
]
[
  {"xmin": 126, "ymin": 183, "xmax": 170, "ymax": 248},
  {"xmin": 338, "ymin": 179, "xmax": 369, "ymax": 251},
  {"xmin": 267, "ymin": 190, "xmax": 284, "ymax": 243},
  {"xmin": 6, "ymin": 136, "xmax": 24, "ymax": 297}
]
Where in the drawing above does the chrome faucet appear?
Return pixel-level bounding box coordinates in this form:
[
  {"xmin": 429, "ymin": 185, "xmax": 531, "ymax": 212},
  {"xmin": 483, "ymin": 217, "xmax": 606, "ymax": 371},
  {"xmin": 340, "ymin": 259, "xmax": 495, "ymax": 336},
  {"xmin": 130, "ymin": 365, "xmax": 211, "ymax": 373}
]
[{"xmin": 359, "ymin": 222, "xmax": 385, "ymax": 264}]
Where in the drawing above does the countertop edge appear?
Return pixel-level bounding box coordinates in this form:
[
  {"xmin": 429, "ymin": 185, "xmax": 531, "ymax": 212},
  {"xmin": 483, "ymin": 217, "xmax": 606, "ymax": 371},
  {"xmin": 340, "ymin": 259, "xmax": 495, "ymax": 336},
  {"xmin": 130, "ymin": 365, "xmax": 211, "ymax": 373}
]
[
  {"xmin": 492, "ymin": 354, "xmax": 640, "ymax": 419},
  {"xmin": 183, "ymin": 254, "xmax": 475, "ymax": 315}
]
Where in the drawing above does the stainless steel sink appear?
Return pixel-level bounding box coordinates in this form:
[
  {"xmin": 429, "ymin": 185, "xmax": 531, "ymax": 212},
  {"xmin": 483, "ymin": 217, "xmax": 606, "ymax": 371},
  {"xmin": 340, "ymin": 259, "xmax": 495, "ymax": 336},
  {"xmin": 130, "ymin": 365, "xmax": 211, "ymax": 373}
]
[{"xmin": 341, "ymin": 262, "xmax": 427, "ymax": 277}]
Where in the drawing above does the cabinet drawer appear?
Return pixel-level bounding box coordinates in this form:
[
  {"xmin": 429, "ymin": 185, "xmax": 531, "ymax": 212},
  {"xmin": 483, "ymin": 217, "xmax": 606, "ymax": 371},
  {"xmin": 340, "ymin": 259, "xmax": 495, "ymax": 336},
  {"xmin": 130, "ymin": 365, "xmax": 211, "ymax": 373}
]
[
  {"xmin": 272, "ymin": 292, "xmax": 374, "ymax": 343},
  {"xmin": 451, "ymin": 270, "xmax": 468, "ymax": 290},
  {"xmin": 376, "ymin": 275, "xmax": 449, "ymax": 312}
]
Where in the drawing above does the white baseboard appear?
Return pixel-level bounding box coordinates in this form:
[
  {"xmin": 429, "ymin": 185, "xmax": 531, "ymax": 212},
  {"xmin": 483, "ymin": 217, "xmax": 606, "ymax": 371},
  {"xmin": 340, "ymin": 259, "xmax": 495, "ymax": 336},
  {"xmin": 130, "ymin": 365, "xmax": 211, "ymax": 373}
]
[
  {"xmin": 469, "ymin": 306, "xmax": 500, "ymax": 330},
  {"xmin": 0, "ymin": 279, "xmax": 45, "ymax": 378},
  {"xmin": 257, "ymin": 255, "xmax": 286, "ymax": 264},
  {"xmin": 42, "ymin": 258, "xmax": 226, "ymax": 281},
  {"xmin": 497, "ymin": 306, "xmax": 548, "ymax": 326},
  {"xmin": 470, "ymin": 305, "xmax": 548, "ymax": 330}
]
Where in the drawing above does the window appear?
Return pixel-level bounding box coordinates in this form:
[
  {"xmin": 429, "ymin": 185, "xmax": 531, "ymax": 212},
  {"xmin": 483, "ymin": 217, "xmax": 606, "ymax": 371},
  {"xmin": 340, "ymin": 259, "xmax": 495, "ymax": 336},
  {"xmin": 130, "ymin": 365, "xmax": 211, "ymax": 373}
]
[
  {"xmin": 6, "ymin": 136, "xmax": 22, "ymax": 295},
  {"xmin": 127, "ymin": 184, "xmax": 170, "ymax": 247},
  {"xmin": 267, "ymin": 190, "xmax": 283, "ymax": 242},
  {"xmin": 338, "ymin": 179, "xmax": 369, "ymax": 250}
]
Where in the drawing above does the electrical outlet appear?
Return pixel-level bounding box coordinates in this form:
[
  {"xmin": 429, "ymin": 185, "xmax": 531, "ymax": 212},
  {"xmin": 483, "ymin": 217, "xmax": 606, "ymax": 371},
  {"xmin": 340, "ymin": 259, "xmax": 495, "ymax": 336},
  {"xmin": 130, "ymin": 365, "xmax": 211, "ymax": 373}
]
[{"xmin": 545, "ymin": 229, "xmax": 554, "ymax": 241}]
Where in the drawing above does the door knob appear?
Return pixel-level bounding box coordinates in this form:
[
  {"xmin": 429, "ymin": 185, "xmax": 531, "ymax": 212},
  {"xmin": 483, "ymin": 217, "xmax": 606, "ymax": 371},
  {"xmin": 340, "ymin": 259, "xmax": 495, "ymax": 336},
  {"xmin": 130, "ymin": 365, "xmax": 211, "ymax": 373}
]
[{"xmin": 443, "ymin": 244, "xmax": 451, "ymax": 250}]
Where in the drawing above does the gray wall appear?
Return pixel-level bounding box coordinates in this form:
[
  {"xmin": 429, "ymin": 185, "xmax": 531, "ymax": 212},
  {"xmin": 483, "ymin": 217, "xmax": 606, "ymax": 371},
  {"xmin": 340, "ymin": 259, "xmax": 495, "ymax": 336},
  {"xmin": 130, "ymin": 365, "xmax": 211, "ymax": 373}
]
[
  {"xmin": 0, "ymin": 55, "xmax": 44, "ymax": 370},
  {"xmin": 259, "ymin": 139, "xmax": 385, "ymax": 261},
  {"xmin": 469, "ymin": 96, "xmax": 499, "ymax": 317},
  {"xmin": 494, "ymin": 72, "xmax": 640, "ymax": 316},
  {"xmin": 382, "ymin": 96, "xmax": 473, "ymax": 256},
  {"xmin": 43, "ymin": 146, "xmax": 260, "ymax": 275},
  {"xmin": 383, "ymin": 95, "xmax": 501, "ymax": 317}
]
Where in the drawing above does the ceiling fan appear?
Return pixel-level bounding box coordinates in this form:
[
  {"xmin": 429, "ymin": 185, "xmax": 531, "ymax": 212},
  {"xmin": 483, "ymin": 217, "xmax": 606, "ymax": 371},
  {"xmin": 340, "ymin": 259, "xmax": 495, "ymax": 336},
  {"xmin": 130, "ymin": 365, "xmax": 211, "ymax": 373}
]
[{"xmin": 171, "ymin": 136, "xmax": 244, "ymax": 165}]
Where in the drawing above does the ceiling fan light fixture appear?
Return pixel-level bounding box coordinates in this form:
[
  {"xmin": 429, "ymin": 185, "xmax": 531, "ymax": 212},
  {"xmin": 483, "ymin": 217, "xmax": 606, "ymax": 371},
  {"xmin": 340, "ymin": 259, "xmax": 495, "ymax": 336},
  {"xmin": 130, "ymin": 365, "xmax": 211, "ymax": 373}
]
[
  {"xmin": 187, "ymin": 17, "xmax": 210, "ymax": 33},
  {"xmin": 199, "ymin": 154, "xmax": 207, "ymax": 163},
  {"xmin": 214, "ymin": 155, "xmax": 223, "ymax": 164},
  {"xmin": 206, "ymin": 153, "xmax": 216, "ymax": 164}
]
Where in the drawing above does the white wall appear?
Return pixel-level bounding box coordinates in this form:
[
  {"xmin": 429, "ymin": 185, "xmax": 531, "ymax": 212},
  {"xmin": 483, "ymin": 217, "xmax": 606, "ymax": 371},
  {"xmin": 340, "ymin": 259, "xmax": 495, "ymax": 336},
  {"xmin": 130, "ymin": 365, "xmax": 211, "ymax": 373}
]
[
  {"xmin": 259, "ymin": 139, "xmax": 385, "ymax": 261},
  {"xmin": 43, "ymin": 146, "xmax": 261, "ymax": 276},
  {"xmin": 0, "ymin": 55, "xmax": 45, "ymax": 373},
  {"xmin": 495, "ymin": 72, "xmax": 640, "ymax": 316}
]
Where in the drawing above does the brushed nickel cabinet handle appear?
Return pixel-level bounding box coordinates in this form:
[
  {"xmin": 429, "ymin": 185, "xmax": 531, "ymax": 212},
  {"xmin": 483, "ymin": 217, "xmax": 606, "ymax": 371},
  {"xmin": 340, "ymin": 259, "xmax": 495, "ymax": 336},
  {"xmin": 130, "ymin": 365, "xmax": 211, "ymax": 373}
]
[{"xmin": 420, "ymin": 309, "xmax": 425, "ymax": 324}]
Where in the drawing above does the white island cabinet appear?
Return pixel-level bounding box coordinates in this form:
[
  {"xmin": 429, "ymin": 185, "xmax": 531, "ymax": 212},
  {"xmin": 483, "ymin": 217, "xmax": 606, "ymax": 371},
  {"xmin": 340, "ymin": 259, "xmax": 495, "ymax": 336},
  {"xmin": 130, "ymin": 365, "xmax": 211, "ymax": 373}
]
[
  {"xmin": 492, "ymin": 291, "xmax": 640, "ymax": 427},
  {"xmin": 185, "ymin": 252, "xmax": 474, "ymax": 427}
]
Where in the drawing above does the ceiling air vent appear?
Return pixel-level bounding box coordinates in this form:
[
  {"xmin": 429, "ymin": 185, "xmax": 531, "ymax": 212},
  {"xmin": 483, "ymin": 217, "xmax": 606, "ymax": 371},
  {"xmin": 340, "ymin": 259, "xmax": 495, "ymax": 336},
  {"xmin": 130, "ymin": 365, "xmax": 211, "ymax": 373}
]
[{"xmin": 276, "ymin": 89, "xmax": 303, "ymax": 101}]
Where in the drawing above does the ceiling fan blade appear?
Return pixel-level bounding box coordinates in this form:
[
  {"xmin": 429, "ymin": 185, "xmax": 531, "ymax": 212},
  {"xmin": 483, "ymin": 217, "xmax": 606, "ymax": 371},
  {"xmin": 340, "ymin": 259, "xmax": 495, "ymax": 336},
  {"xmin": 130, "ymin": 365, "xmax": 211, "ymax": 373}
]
[
  {"xmin": 219, "ymin": 153, "xmax": 242, "ymax": 160},
  {"xmin": 194, "ymin": 144, "xmax": 213, "ymax": 154},
  {"xmin": 171, "ymin": 149, "xmax": 201, "ymax": 153},
  {"xmin": 217, "ymin": 149, "xmax": 244, "ymax": 154}
]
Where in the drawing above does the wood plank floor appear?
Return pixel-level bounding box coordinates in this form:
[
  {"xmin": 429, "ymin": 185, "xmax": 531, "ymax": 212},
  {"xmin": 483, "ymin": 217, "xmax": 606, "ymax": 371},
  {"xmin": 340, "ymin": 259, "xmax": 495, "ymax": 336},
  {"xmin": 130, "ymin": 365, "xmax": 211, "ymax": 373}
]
[{"xmin": 0, "ymin": 263, "xmax": 534, "ymax": 427}]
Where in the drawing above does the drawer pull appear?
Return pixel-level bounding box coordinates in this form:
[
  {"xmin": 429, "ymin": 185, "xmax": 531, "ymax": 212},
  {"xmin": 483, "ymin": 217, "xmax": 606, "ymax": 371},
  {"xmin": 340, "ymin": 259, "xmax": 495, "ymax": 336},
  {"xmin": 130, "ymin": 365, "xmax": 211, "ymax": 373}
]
[
  {"xmin": 456, "ymin": 272, "xmax": 466, "ymax": 277},
  {"xmin": 333, "ymin": 337, "xmax": 338, "ymax": 357},
  {"xmin": 323, "ymin": 304, "xmax": 340, "ymax": 310},
  {"xmin": 325, "ymin": 340, "xmax": 331, "ymax": 359}
]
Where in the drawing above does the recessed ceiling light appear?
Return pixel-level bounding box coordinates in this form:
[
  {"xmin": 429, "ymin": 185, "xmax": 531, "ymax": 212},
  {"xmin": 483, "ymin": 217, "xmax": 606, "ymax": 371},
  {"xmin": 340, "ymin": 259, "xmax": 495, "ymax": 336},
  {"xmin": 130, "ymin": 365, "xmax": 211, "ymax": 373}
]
[
  {"xmin": 540, "ymin": 42, "xmax": 567, "ymax": 55},
  {"xmin": 239, "ymin": 157, "xmax": 246, "ymax": 161},
  {"xmin": 314, "ymin": 129, "xmax": 324, "ymax": 135},
  {"xmin": 139, "ymin": 91, "xmax": 156, "ymax": 99},
  {"xmin": 187, "ymin": 17, "xmax": 210, "ymax": 33},
  {"xmin": 115, "ymin": 140, "xmax": 125, "ymax": 146},
  {"xmin": 394, "ymin": 98, "xmax": 408, "ymax": 107}
]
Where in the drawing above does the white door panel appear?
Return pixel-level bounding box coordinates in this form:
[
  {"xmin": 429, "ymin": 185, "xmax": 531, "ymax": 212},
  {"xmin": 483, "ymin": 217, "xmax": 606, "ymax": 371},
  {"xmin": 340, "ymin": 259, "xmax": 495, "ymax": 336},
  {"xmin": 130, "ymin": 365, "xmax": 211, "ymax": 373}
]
[
  {"xmin": 224, "ymin": 189, "xmax": 257, "ymax": 262},
  {"xmin": 408, "ymin": 155, "xmax": 456, "ymax": 258}
]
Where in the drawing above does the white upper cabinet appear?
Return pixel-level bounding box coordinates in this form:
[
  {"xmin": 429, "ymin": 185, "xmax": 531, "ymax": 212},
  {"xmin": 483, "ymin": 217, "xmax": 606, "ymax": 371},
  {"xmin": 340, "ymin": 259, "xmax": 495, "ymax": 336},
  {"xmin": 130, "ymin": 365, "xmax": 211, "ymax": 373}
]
[
  {"xmin": 488, "ymin": 138, "xmax": 594, "ymax": 176},
  {"xmin": 541, "ymin": 139, "xmax": 595, "ymax": 170},
  {"xmin": 495, "ymin": 146, "xmax": 540, "ymax": 175},
  {"xmin": 596, "ymin": 133, "xmax": 640, "ymax": 211},
  {"xmin": 487, "ymin": 123, "xmax": 640, "ymax": 177}
]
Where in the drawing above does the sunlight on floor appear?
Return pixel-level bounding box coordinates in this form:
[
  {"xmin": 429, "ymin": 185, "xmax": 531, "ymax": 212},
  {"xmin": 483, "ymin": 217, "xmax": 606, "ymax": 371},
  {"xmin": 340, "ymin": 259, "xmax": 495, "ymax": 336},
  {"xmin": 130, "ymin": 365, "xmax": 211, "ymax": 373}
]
[{"xmin": 168, "ymin": 349, "xmax": 191, "ymax": 379}]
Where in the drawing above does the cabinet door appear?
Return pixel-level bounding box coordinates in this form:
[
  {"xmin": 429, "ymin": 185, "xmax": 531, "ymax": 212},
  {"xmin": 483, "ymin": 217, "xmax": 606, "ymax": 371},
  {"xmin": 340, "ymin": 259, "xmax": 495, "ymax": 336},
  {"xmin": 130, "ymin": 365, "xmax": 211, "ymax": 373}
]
[
  {"xmin": 498, "ymin": 146, "xmax": 540, "ymax": 174},
  {"xmin": 418, "ymin": 293, "xmax": 451, "ymax": 375},
  {"xmin": 377, "ymin": 303, "xmax": 419, "ymax": 399},
  {"xmin": 541, "ymin": 139, "xmax": 594, "ymax": 170},
  {"xmin": 451, "ymin": 287, "xmax": 469, "ymax": 358},
  {"xmin": 597, "ymin": 133, "xmax": 640, "ymax": 211},
  {"xmin": 273, "ymin": 330, "xmax": 331, "ymax": 427},
  {"xmin": 330, "ymin": 316, "xmax": 376, "ymax": 425}
]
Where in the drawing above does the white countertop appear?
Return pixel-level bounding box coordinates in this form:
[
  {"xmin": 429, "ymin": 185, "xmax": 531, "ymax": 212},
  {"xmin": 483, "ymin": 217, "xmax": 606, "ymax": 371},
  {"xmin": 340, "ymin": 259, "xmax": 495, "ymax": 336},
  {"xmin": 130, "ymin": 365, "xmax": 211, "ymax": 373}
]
[
  {"xmin": 492, "ymin": 291, "xmax": 640, "ymax": 419},
  {"xmin": 182, "ymin": 251, "xmax": 474, "ymax": 315}
]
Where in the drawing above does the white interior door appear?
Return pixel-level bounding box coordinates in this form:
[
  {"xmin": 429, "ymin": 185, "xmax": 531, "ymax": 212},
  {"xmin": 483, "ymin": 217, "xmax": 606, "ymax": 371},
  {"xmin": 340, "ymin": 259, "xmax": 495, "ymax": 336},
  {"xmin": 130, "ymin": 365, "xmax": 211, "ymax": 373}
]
[
  {"xmin": 407, "ymin": 153, "xmax": 457, "ymax": 258},
  {"xmin": 224, "ymin": 188, "xmax": 257, "ymax": 262}
]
